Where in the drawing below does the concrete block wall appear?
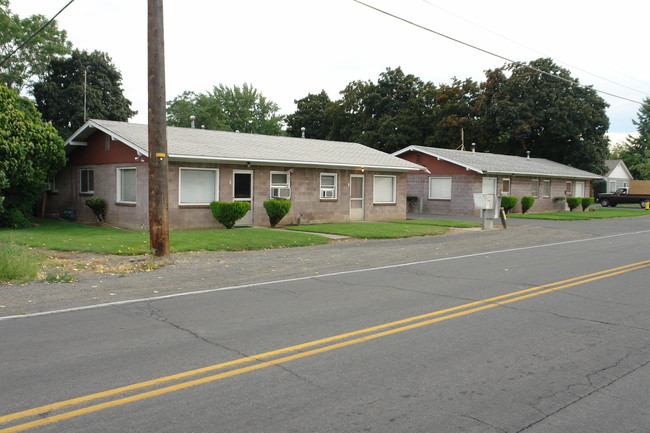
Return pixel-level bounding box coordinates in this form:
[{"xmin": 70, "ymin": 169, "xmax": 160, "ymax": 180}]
[{"xmin": 406, "ymin": 172, "xmax": 592, "ymax": 215}]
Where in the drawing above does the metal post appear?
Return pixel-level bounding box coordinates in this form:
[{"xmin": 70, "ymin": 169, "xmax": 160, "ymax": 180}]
[
  {"xmin": 147, "ymin": 0, "xmax": 170, "ymax": 257},
  {"xmin": 83, "ymin": 67, "xmax": 87, "ymax": 122}
]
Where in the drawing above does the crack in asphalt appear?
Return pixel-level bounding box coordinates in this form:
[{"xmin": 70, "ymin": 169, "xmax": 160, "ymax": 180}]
[
  {"xmin": 136, "ymin": 301, "xmax": 320, "ymax": 388},
  {"xmin": 497, "ymin": 303, "xmax": 650, "ymax": 333},
  {"xmin": 457, "ymin": 413, "xmax": 508, "ymax": 433},
  {"xmin": 516, "ymin": 351, "xmax": 650, "ymax": 432}
]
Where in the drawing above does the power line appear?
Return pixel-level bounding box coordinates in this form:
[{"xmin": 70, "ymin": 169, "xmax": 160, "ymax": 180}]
[
  {"xmin": 418, "ymin": 0, "xmax": 649, "ymax": 97},
  {"xmin": 0, "ymin": 0, "xmax": 76, "ymax": 68},
  {"xmin": 352, "ymin": 0, "xmax": 643, "ymax": 105}
]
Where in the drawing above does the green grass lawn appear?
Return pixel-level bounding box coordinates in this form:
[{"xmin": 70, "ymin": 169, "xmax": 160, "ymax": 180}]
[
  {"xmin": 0, "ymin": 218, "xmax": 330, "ymax": 255},
  {"xmin": 509, "ymin": 207, "xmax": 650, "ymax": 220},
  {"xmin": 0, "ymin": 217, "xmax": 476, "ymax": 283}
]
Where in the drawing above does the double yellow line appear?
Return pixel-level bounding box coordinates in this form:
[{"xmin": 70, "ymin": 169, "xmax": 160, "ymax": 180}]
[{"xmin": 2, "ymin": 260, "xmax": 649, "ymax": 432}]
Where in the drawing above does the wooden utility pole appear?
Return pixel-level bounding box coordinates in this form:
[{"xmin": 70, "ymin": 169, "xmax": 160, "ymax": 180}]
[{"xmin": 147, "ymin": 0, "xmax": 170, "ymax": 256}]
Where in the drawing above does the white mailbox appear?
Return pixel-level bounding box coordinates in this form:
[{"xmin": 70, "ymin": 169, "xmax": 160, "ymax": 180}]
[{"xmin": 473, "ymin": 193, "xmax": 496, "ymax": 210}]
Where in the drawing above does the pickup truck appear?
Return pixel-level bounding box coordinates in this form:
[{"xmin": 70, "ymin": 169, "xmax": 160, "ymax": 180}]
[{"xmin": 596, "ymin": 188, "xmax": 650, "ymax": 208}]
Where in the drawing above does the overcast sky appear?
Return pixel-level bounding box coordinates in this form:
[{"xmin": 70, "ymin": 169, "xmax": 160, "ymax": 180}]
[{"xmin": 12, "ymin": 0, "xmax": 650, "ymax": 144}]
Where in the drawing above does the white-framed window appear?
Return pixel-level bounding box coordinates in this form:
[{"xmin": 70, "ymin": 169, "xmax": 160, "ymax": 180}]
[
  {"xmin": 565, "ymin": 181, "xmax": 572, "ymax": 196},
  {"xmin": 501, "ymin": 178, "xmax": 511, "ymax": 196},
  {"xmin": 609, "ymin": 180, "xmax": 617, "ymax": 192},
  {"xmin": 179, "ymin": 167, "xmax": 219, "ymax": 205},
  {"xmin": 270, "ymin": 171, "xmax": 291, "ymax": 198},
  {"xmin": 320, "ymin": 173, "xmax": 337, "ymax": 199},
  {"xmin": 373, "ymin": 175, "xmax": 396, "ymax": 204},
  {"xmin": 542, "ymin": 179, "xmax": 551, "ymax": 198},
  {"xmin": 531, "ymin": 178, "xmax": 539, "ymax": 197},
  {"xmin": 117, "ymin": 167, "xmax": 137, "ymax": 203},
  {"xmin": 428, "ymin": 177, "xmax": 452, "ymax": 200},
  {"xmin": 80, "ymin": 169, "xmax": 94, "ymax": 194}
]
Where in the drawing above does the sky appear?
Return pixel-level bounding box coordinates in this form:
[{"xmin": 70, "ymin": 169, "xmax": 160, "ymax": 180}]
[{"xmin": 11, "ymin": 0, "xmax": 650, "ymax": 145}]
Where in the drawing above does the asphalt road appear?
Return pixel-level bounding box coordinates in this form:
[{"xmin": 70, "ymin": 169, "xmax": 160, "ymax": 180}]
[{"xmin": 1, "ymin": 215, "xmax": 650, "ymax": 432}]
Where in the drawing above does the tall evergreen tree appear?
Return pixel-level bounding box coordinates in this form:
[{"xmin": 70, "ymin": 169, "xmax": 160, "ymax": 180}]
[{"xmin": 32, "ymin": 49, "xmax": 136, "ymax": 139}]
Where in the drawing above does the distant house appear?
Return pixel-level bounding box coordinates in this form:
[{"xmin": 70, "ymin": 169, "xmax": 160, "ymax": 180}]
[
  {"xmin": 44, "ymin": 120, "xmax": 425, "ymax": 230},
  {"xmin": 604, "ymin": 160, "xmax": 633, "ymax": 192},
  {"xmin": 393, "ymin": 145, "xmax": 602, "ymax": 214}
]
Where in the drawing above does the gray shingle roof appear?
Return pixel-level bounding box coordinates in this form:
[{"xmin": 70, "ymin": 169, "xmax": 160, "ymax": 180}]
[
  {"xmin": 393, "ymin": 145, "xmax": 602, "ymax": 179},
  {"xmin": 66, "ymin": 120, "xmax": 425, "ymax": 172}
]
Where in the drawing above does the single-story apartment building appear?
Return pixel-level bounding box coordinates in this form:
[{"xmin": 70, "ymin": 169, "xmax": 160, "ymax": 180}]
[
  {"xmin": 604, "ymin": 159, "xmax": 633, "ymax": 192},
  {"xmin": 392, "ymin": 145, "xmax": 603, "ymax": 214},
  {"xmin": 43, "ymin": 119, "xmax": 426, "ymax": 230}
]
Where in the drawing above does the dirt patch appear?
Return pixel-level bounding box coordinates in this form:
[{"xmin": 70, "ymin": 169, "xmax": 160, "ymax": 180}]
[{"xmin": 35, "ymin": 249, "xmax": 165, "ymax": 282}]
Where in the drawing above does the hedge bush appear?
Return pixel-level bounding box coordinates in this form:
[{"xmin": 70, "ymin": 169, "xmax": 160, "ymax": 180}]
[
  {"xmin": 521, "ymin": 196, "xmax": 535, "ymax": 214},
  {"xmin": 566, "ymin": 197, "xmax": 581, "ymax": 211},
  {"xmin": 263, "ymin": 199, "xmax": 292, "ymax": 227},
  {"xmin": 500, "ymin": 196, "xmax": 518, "ymax": 214},
  {"xmin": 210, "ymin": 201, "xmax": 250, "ymax": 229},
  {"xmin": 581, "ymin": 197, "xmax": 595, "ymax": 211},
  {"xmin": 85, "ymin": 197, "xmax": 107, "ymax": 222}
]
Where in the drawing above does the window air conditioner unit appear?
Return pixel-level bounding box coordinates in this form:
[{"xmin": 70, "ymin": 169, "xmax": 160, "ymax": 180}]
[
  {"xmin": 321, "ymin": 189, "xmax": 335, "ymax": 199},
  {"xmin": 271, "ymin": 187, "xmax": 291, "ymax": 199}
]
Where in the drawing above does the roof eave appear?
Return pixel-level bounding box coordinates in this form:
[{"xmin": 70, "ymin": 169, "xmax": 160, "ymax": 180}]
[
  {"xmin": 168, "ymin": 154, "xmax": 425, "ymax": 172},
  {"xmin": 64, "ymin": 120, "xmax": 148, "ymax": 156},
  {"xmin": 392, "ymin": 146, "xmax": 482, "ymax": 174},
  {"xmin": 484, "ymin": 170, "xmax": 602, "ymax": 180}
]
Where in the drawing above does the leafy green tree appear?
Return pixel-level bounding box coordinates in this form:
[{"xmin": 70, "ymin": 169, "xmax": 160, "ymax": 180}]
[
  {"xmin": 0, "ymin": 0, "xmax": 71, "ymax": 92},
  {"xmin": 32, "ymin": 49, "xmax": 136, "ymax": 139},
  {"xmin": 0, "ymin": 84, "xmax": 65, "ymax": 227},
  {"xmin": 166, "ymin": 90, "xmax": 229, "ymax": 130},
  {"xmin": 476, "ymin": 58, "xmax": 609, "ymax": 174},
  {"xmin": 285, "ymin": 90, "xmax": 332, "ymax": 139},
  {"xmin": 610, "ymin": 97, "xmax": 650, "ymax": 179},
  {"xmin": 167, "ymin": 83, "xmax": 285, "ymax": 135},
  {"xmin": 327, "ymin": 67, "xmax": 436, "ymax": 153},
  {"xmin": 427, "ymin": 77, "xmax": 481, "ymax": 149}
]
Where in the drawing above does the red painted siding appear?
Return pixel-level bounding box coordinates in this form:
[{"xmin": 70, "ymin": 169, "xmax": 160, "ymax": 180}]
[
  {"xmin": 400, "ymin": 150, "xmax": 470, "ymax": 174},
  {"xmin": 69, "ymin": 131, "xmax": 140, "ymax": 165}
]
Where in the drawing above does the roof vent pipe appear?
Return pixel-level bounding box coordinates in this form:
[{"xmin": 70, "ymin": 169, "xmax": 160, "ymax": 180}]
[
  {"xmin": 189, "ymin": 115, "xmax": 196, "ymax": 129},
  {"xmin": 527, "ymin": 151, "xmax": 530, "ymax": 159},
  {"xmin": 471, "ymin": 143, "xmax": 476, "ymax": 153},
  {"xmin": 301, "ymin": 127, "xmax": 306, "ymax": 138}
]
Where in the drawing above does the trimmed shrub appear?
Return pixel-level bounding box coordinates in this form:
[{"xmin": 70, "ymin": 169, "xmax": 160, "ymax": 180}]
[
  {"xmin": 521, "ymin": 196, "xmax": 535, "ymax": 214},
  {"xmin": 85, "ymin": 197, "xmax": 107, "ymax": 222},
  {"xmin": 263, "ymin": 199, "xmax": 292, "ymax": 227},
  {"xmin": 566, "ymin": 197, "xmax": 581, "ymax": 211},
  {"xmin": 500, "ymin": 196, "xmax": 518, "ymax": 214},
  {"xmin": 210, "ymin": 201, "xmax": 250, "ymax": 229},
  {"xmin": 581, "ymin": 197, "xmax": 595, "ymax": 211}
]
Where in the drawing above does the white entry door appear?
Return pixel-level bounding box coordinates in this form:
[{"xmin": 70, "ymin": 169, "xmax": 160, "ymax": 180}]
[
  {"xmin": 482, "ymin": 177, "xmax": 497, "ymax": 195},
  {"xmin": 233, "ymin": 170, "xmax": 253, "ymax": 226},
  {"xmin": 575, "ymin": 181, "xmax": 585, "ymax": 198},
  {"xmin": 350, "ymin": 175, "xmax": 364, "ymax": 221}
]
